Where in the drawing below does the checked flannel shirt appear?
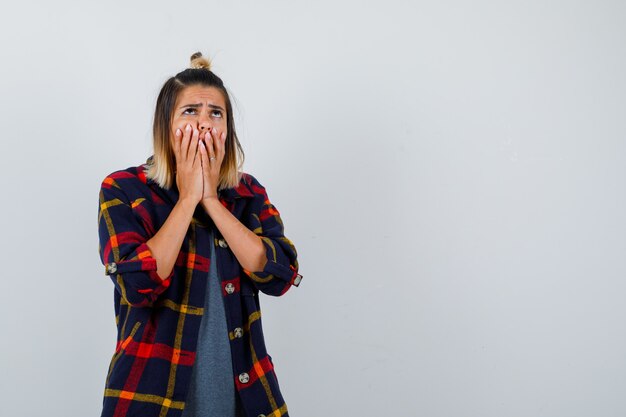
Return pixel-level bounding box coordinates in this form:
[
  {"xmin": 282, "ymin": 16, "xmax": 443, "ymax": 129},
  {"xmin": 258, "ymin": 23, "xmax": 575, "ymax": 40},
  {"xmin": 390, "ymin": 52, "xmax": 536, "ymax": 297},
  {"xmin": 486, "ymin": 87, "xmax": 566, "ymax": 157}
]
[{"xmin": 97, "ymin": 156, "xmax": 302, "ymax": 417}]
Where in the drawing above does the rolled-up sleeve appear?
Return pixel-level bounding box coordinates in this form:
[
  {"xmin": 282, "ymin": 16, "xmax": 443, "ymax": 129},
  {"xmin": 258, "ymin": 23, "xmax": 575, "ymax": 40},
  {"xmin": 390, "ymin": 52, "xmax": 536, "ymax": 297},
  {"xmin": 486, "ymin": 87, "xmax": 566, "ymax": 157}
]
[
  {"xmin": 242, "ymin": 175, "xmax": 302, "ymax": 296},
  {"xmin": 98, "ymin": 175, "xmax": 173, "ymax": 307}
]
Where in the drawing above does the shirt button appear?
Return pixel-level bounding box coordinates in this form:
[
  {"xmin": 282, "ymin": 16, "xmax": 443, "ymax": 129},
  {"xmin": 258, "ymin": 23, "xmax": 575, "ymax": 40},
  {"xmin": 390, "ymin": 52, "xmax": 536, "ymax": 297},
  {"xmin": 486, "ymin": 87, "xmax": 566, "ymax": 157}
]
[
  {"xmin": 105, "ymin": 262, "xmax": 117, "ymax": 274},
  {"xmin": 225, "ymin": 283, "xmax": 235, "ymax": 294},
  {"xmin": 238, "ymin": 372, "xmax": 250, "ymax": 384},
  {"xmin": 233, "ymin": 327, "xmax": 243, "ymax": 338},
  {"xmin": 217, "ymin": 238, "xmax": 228, "ymax": 248},
  {"xmin": 293, "ymin": 274, "xmax": 302, "ymax": 286}
]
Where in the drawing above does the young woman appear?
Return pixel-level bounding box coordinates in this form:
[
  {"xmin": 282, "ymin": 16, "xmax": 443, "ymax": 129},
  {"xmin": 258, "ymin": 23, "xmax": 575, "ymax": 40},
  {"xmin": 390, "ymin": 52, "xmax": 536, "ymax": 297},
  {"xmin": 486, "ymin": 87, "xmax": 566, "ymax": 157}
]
[{"xmin": 97, "ymin": 52, "xmax": 302, "ymax": 417}]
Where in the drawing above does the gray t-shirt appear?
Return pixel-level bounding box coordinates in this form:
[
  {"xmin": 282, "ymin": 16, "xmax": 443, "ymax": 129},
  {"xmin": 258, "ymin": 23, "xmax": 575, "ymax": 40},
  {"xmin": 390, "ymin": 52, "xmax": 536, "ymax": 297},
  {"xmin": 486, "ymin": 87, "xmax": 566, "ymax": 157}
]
[{"xmin": 182, "ymin": 228, "xmax": 242, "ymax": 417}]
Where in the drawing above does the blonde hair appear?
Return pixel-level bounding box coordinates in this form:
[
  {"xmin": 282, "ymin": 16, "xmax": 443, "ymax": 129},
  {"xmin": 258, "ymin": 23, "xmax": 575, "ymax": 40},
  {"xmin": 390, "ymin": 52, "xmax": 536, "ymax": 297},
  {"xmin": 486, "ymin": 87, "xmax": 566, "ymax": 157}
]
[{"xmin": 145, "ymin": 52, "xmax": 245, "ymax": 190}]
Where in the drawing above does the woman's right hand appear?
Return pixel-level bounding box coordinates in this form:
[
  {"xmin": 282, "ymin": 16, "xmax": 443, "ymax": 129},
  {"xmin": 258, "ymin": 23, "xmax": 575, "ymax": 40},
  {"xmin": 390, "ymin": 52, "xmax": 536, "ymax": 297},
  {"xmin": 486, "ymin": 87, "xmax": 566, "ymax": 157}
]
[{"xmin": 172, "ymin": 124, "xmax": 203, "ymax": 204}]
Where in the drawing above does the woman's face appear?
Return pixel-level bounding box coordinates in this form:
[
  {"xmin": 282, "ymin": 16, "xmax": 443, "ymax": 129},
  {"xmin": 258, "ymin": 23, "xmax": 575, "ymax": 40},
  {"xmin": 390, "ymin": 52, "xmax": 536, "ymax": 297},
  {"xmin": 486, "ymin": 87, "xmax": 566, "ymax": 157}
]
[{"xmin": 171, "ymin": 85, "xmax": 227, "ymax": 142}]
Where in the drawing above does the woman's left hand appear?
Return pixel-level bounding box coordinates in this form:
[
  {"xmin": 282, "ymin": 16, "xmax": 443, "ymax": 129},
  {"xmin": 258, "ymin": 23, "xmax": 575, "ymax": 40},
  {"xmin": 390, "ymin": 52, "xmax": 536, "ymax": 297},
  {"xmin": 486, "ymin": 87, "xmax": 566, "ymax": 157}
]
[{"xmin": 198, "ymin": 128, "xmax": 226, "ymax": 200}]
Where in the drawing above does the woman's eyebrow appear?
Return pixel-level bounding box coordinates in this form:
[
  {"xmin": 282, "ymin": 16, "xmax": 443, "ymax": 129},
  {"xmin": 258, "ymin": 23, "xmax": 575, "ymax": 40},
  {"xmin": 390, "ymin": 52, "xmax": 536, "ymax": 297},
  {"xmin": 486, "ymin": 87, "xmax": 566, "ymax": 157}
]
[{"xmin": 179, "ymin": 103, "xmax": 225, "ymax": 111}]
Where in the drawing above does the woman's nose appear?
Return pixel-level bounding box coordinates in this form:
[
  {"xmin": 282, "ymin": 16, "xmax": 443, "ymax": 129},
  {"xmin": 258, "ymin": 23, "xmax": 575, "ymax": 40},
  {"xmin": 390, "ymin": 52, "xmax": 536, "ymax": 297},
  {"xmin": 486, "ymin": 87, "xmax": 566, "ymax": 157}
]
[{"xmin": 198, "ymin": 112, "xmax": 211, "ymax": 131}]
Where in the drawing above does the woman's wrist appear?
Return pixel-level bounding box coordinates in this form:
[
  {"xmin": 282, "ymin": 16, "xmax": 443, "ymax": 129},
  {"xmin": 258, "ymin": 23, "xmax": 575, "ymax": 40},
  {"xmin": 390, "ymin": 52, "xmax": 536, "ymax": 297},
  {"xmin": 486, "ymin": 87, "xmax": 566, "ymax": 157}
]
[
  {"xmin": 200, "ymin": 195, "xmax": 220, "ymax": 213},
  {"xmin": 201, "ymin": 194, "xmax": 219, "ymax": 202},
  {"xmin": 176, "ymin": 196, "xmax": 199, "ymax": 214}
]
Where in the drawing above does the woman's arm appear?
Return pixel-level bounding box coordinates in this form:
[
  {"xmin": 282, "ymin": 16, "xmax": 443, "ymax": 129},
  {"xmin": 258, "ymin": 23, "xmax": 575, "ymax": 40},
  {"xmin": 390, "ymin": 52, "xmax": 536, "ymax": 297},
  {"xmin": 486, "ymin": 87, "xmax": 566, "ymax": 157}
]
[
  {"xmin": 197, "ymin": 128, "xmax": 267, "ymax": 273},
  {"xmin": 145, "ymin": 197, "xmax": 198, "ymax": 279},
  {"xmin": 238, "ymin": 175, "xmax": 302, "ymax": 296},
  {"xmin": 198, "ymin": 128, "xmax": 301, "ymax": 296},
  {"xmin": 99, "ymin": 124, "xmax": 205, "ymax": 307},
  {"xmin": 98, "ymin": 176, "xmax": 181, "ymax": 308},
  {"xmin": 200, "ymin": 197, "xmax": 267, "ymax": 272},
  {"xmin": 145, "ymin": 124, "xmax": 206, "ymax": 281}
]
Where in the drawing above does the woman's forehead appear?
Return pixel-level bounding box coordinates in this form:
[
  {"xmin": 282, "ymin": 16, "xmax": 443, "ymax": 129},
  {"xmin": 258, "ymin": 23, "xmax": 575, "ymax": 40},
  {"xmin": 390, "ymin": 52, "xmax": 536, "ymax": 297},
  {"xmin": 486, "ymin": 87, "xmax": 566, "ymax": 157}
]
[{"xmin": 177, "ymin": 85, "xmax": 225, "ymax": 107}]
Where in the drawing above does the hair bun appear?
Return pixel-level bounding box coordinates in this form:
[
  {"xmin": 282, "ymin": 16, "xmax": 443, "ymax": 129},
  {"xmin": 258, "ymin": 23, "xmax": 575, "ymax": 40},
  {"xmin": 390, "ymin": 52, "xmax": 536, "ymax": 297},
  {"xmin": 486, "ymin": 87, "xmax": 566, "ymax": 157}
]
[{"xmin": 190, "ymin": 52, "xmax": 211, "ymax": 70}]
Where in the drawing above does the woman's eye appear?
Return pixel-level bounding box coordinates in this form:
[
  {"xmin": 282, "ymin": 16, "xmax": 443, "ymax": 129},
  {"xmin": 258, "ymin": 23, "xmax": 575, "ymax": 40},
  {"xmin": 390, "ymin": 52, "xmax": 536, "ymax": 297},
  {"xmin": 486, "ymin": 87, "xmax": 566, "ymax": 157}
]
[{"xmin": 211, "ymin": 110, "xmax": 223, "ymax": 118}]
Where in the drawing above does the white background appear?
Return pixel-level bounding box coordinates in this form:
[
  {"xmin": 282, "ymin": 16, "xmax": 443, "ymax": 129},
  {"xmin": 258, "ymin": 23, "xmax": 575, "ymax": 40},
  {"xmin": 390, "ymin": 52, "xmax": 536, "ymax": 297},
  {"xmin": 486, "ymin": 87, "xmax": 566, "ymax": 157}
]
[{"xmin": 1, "ymin": 1, "xmax": 625, "ymax": 416}]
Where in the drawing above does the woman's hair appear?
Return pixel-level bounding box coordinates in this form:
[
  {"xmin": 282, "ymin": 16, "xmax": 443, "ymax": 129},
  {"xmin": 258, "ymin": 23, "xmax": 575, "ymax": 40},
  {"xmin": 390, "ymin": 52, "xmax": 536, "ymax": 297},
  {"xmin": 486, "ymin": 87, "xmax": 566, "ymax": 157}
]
[{"xmin": 145, "ymin": 52, "xmax": 245, "ymax": 190}]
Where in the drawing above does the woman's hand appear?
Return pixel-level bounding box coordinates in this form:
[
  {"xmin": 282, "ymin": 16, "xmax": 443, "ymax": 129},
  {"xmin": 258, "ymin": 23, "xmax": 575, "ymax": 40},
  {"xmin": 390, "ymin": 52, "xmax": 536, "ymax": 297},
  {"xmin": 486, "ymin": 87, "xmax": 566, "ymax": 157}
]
[
  {"xmin": 198, "ymin": 127, "xmax": 226, "ymax": 200},
  {"xmin": 172, "ymin": 124, "xmax": 204, "ymax": 204}
]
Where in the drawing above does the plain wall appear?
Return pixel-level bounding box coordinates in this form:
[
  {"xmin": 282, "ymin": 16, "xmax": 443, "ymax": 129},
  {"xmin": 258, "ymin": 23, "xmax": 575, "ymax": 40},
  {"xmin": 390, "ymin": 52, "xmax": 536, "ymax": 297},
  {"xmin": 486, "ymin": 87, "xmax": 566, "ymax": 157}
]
[{"xmin": 1, "ymin": 1, "xmax": 625, "ymax": 416}]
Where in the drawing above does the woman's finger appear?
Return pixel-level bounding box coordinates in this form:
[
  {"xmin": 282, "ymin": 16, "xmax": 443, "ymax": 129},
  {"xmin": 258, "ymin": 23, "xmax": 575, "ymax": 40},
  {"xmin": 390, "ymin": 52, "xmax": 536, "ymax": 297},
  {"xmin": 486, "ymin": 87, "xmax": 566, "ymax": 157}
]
[
  {"xmin": 189, "ymin": 126, "xmax": 200, "ymax": 166},
  {"xmin": 213, "ymin": 131, "xmax": 226, "ymax": 166},
  {"xmin": 172, "ymin": 128, "xmax": 182, "ymax": 162},
  {"xmin": 212, "ymin": 130, "xmax": 222, "ymax": 156},
  {"xmin": 218, "ymin": 132, "xmax": 226, "ymax": 158},
  {"xmin": 207, "ymin": 129, "xmax": 216, "ymax": 162},
  {"xmin": 198, "ymin": 139, "xmax": 207, "ymax": 170},
  {"xmin": 181, "ymin": 124, "xmax": 192, "ymax": 163}
]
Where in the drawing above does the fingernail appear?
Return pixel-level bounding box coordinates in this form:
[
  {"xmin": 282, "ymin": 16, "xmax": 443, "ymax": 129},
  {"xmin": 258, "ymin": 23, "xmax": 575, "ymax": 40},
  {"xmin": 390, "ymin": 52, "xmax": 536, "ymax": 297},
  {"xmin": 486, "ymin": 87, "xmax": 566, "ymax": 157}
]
[
  {"xmin": 176, "ymin": 128, "xmax": 181, "ymax": 136},
  {"xmin": 186, "ymin": 124, "xmax": 191, "ymax": 131},
  {"xmin": 222, "ymin": 132, "xmax": 226, "ymax": 140}
]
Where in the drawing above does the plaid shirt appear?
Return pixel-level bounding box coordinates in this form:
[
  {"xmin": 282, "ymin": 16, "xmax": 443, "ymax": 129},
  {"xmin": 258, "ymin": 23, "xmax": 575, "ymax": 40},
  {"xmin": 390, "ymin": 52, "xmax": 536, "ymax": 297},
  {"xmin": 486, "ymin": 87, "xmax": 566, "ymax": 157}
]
[{"xmin": 97, "ymin": 156, "xmax": 302, "ymax": 417}]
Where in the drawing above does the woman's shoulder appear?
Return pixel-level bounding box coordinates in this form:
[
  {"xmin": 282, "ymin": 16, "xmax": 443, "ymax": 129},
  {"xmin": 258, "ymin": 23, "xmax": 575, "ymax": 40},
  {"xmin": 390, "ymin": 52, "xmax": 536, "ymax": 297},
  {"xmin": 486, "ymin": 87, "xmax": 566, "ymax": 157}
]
[
  {"xmin": 100, "ymin": 160, "xmax": 152, "ymax": 199},
  {"xmin": 242, "ymin": 171, "xmax": 276, "ymax": 191},
  {"xmin": 221, "ymin": 171, "xmax": 269, "ymax": 201}
]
